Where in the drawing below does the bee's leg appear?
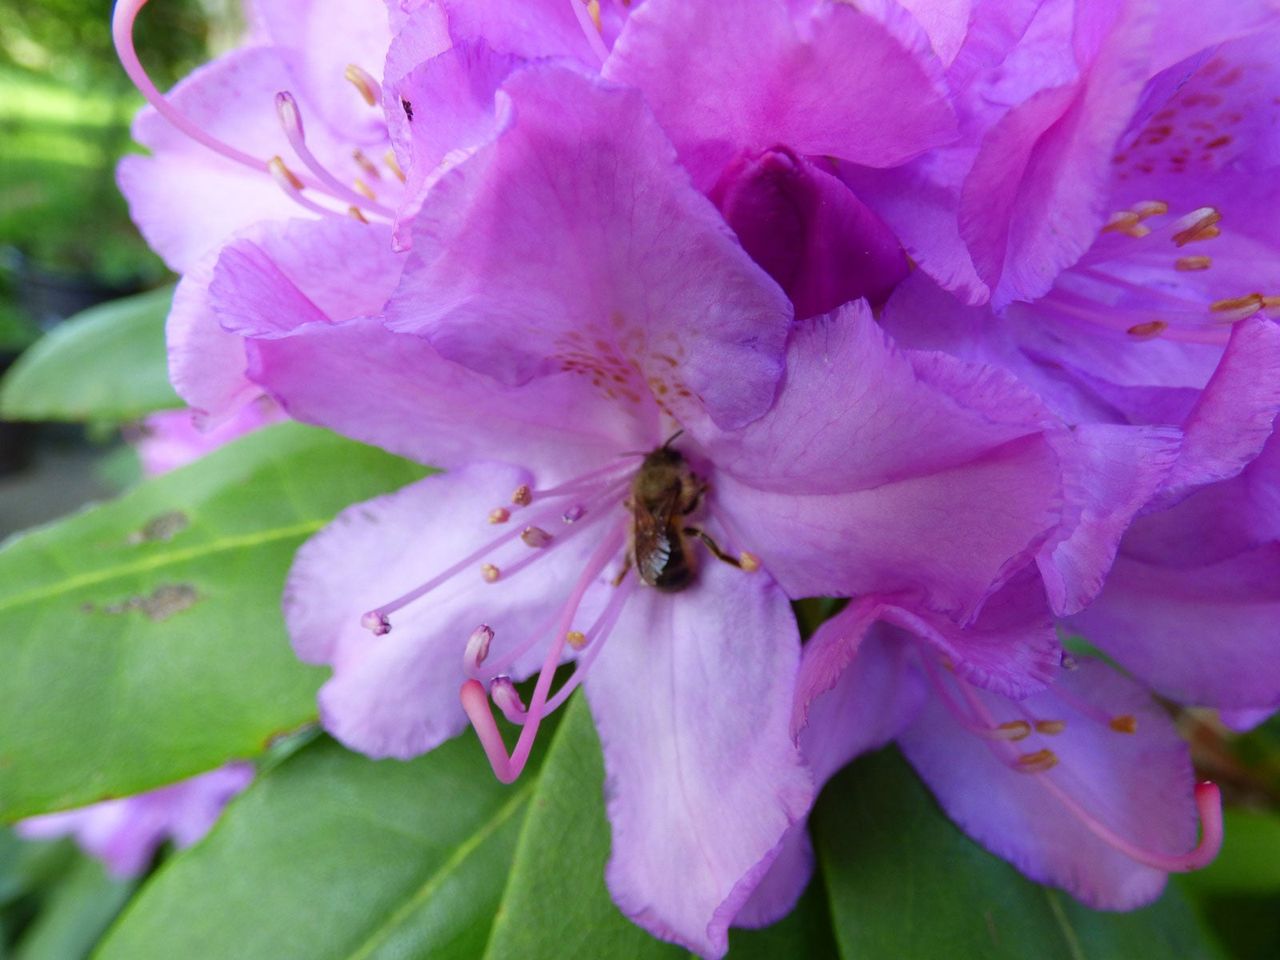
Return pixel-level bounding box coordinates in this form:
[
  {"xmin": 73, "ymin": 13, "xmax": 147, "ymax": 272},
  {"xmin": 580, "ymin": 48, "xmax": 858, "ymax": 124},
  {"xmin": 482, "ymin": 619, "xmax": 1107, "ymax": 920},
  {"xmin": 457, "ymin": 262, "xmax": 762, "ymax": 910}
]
[
  {"xmin": 612, "ymin": 551, "xmax": 634, "ymax": 586},
  {"xmin": 683, "ymin": 480, "xmax": 709, "ymax": 516},
  {"xmin": 684, "ymin": 527, "xmax": 742, "ymax": 568}
]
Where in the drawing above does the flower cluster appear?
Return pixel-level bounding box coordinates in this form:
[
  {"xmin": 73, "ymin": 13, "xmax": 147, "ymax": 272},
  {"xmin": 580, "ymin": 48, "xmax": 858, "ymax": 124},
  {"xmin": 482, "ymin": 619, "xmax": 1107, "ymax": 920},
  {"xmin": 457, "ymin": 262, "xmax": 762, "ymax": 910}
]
[{"xmin": 109, "ymin": 0, "xmax": 1279, "ymax": 955}]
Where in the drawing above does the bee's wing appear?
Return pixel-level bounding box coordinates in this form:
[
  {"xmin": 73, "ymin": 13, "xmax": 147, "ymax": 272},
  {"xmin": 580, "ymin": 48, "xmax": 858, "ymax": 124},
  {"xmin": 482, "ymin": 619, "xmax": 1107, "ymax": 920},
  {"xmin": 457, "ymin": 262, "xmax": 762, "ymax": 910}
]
[{"xmin": 633, "ymin": 493, "xmax": 679, "ymax": 585}]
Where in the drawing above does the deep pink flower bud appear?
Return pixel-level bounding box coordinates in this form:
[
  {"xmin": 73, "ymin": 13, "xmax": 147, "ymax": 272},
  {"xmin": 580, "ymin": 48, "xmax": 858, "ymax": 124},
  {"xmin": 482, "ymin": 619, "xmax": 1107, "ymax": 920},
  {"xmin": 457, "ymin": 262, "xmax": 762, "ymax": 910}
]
[{"xmin": 710, "ymin": 147, "xmax": 908, "ymax": 319}]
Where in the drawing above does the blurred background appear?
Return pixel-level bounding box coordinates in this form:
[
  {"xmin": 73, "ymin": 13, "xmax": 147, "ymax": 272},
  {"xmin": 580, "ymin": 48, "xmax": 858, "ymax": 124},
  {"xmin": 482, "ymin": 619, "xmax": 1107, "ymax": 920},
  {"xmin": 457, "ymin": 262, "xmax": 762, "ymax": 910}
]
[{"xmin": 0, "ymin": 0, "xmax": 239, "ymax": 539}]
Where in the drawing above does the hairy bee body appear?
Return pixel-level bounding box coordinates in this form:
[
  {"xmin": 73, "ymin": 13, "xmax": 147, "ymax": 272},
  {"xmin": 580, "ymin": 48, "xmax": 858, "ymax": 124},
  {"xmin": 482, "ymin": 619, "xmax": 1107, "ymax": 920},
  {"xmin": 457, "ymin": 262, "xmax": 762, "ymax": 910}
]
[{"xmin": 629, "ymin": 446, "xmax": 703, "ymax": 592}]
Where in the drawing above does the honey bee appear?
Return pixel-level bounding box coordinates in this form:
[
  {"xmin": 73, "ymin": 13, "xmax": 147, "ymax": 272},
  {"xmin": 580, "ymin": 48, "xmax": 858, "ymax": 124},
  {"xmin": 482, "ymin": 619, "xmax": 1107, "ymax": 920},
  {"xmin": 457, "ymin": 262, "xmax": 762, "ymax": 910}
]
[{"xmin": 628, "ymin": 439, "xmax": 741, "ymax": 592}]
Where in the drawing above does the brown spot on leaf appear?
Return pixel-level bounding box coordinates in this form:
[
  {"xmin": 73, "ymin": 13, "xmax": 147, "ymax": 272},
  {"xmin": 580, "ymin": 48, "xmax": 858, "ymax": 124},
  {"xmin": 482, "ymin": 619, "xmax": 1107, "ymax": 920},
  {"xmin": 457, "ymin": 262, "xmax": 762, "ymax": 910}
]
[
  {"xmin": 127, "ymin": 510, "xmax": 190, "ymax": 544},
  {"xmin": 94, "ymin": 583, "xmax": 202, "ymax": 622}
]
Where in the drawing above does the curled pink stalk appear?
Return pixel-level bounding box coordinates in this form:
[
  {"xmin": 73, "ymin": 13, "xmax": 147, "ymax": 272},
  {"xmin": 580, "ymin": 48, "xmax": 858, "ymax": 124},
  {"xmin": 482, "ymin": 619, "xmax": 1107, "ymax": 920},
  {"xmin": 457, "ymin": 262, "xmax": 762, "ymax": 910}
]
[
  {"xmin": 113, "ymin": 0, "xmax": 267, "ymax": 173},
  {"xmin": 461, "ymin": 524, "xmax": 626, "ymax": 783}
]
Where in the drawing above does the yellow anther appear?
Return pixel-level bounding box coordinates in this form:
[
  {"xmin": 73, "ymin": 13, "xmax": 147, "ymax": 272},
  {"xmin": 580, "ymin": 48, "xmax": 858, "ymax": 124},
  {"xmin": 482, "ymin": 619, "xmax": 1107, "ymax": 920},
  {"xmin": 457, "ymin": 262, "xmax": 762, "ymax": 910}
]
[
  {"xmin": 268, "ymin": 156, "xmax": 305, "ymax": 191},
  {"xmin": 353, "ymin": 149, "xmax": 382, "ymax": 180},
  {"xmin": 1102, "ymin": 211, "xmax": 1150, "ymax": 238},
  {"xmin": 1132, "ymin": 200, "xmax": 1169, "ymax": 218},
  {"xmin": 992, "ymin": 720, "xmax": 1032, "ymax": 741},
  {"xmin": 1109, "ymin": 714, "xmax": 1138, "ymax": 734},
  {"xmin": 587, "ymin": 0, "xmax": 602, "ymax": 30},
  {"xmin": 1127, "ymin": 320, "xmax": 1168, "ymax": 339},
  {"xmin": 488, "ymin": 507, "xmax": 511, "ymax": 524},
  {"xmin": 1175, "ymin": 256, "xmax": 1212, "ymax": 271},
  {"xmin": 1014, "ymin": 749, "xmax": 1059, "ymax": 774},
  {"xmin": 511, "ymin": 485, "xmax": 532, "ymax": 506},
  {"xmin": 1172, "ymin": 208, "xmax": 1222, "ymax": 246},
  {"xmin": 384, "ymin": 149, "xmax": 406, "ymax": 182},
  {"xmin": 739, "ymin": 550, "xmax": 761, "ymax": 573},
  {"xmin": 566, "ymin": 630, "xmax": 589, "ymax": 650},
  {"xmin": 521, "ymin": 526, "xmax": 553, "ymax": 548},
  {"xmin": 347, "ymin": 206, "xmax": 369, "ymax": 224},
  {"xmin": 344, "ymin": 63, "xmax": 378, "ymax": 106},
  {"xmin": 1211, "ymin": 293, "xmax": 1265, "ymax": 314},
  {"xmin": 481, "ymin": 563, "xmax": 501, "ymax": 583},
  {"xmin": 353, "ymin": 178, "xmax": 377, "ymax": 201},
  {"xmin": 1034, "ymin": 719, "xmax": 1067, "ymax": 735}
]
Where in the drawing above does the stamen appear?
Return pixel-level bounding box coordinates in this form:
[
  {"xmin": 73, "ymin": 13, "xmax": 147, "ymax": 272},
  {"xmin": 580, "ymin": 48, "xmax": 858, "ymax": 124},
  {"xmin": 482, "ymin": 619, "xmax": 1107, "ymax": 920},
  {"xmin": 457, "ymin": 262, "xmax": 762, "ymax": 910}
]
[
  {"xmin": 268, "ymin": 155, "xmax": 304, "ymax": 191},
  {"xmin": 481, "ymin": 563, "xmax": 501, "ymax": 583},
  {"xmin": 353, "ymin": 149, "xmax": 382, "ymax": 181},
  {"xmin": 1014, "ymin": 748, "xmax": 1059, "ymax": 773},
  {"xmin": 360, "ymin": 611, "xmax": 391, "ymax": 635},
  {"xmin": 268, "ymin": 156, "xmax": 343, "ymax": 219},
  {"xmin": 512, "ymin": 485, "xmax": 532, "ymax": 506},
  {"xmin": 490, "ymin": 676, "xmax": 527, "ymax": 723},
  {"xmin": 1035, "ymin": 719, "xmax": 1067, "ymax": 735},
  {"xmin": 1127, "ymin": 320, "xmax": 1168, "ymax": 339},
  {"xmin": 739, "ymin": 550, "xmax": 761, "ymax": 572},
  {"xmin": 463, "ymin": 624, "xmax": 494, "ymax": 673},
  {"xmin": 343, "ymin": 64, "xmax": 381, "ymax": 106},
  {"xmin": 489, "ymin": 507, "xmax": 511, "ymax": 524},
  {"xmin": 348, "ymin": 206, "xmax": 369, "ymax": 223},
  {"xmin": 521, "ymin": 526, "xmax": 553, "ymax": 548},
  {"xmin": 566, "ymin": 630, "xmax": 588, "ymax": 650},
  {"xmin": 568, "ymin": 0, "xmax": 611, "ymax": 65},
  {"xmin": 948, "ymin": 664, "xmax": 1221, "ymax": 872},
  {"xmin": 354, "ymin": 178, "xmax": 377, "ymax": 200},
  {"xmin": 461, "ymin": 524, "xmax": 627, "ymax": 782},
  {"xmin": 1109, "ymin": 714, "xmax": 1138, "ymax": 734},
  {"xmin": 1171, "ymin": 207, "xmax": 1222, "ymax": 246},
  {"xmin": 274, "ymin": 92, "xmax": 396, "ymax": 217},
  {"xmin": 562, "ymin": 504, "xmax": 586, "ymax": 523},
  {"xmin": 1175, "ymin": 255, "xmax": 1212, "ymax": 271},
  {"xmin": 993, "ymin": 720, "xmax": 1033, "ymax": 741},
  {"xmin": 384, "ymin": 149, "xmax": 406, "ymax": 182}
]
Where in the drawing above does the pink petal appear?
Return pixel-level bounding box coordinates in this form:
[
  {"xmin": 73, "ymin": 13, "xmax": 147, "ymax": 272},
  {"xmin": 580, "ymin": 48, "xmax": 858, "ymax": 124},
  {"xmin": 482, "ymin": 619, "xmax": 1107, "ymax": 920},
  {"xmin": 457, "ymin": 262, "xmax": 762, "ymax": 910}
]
[
  {"xmin": 1067, "ymin": 544, "xmax": 1280, "ymax": 713},
  {"xmin": 1038, "ymin": 423, "xmax": 1182, "ymax": 615},
  {"xmin": 286, "ymin": 464, "xmax": 607, "ymax": 758},
  {"xmin": 899, "ymin": 659, "xmax": 1199, "ymax": 909},
  {"xmin": 388, "ymin": 63, "xmax": 792, "ymax": 430},
  {"xmin": 585, "ymin": 559, "xmax": 810, "ymax": 958},
  {"xmin": 605, "ymin": 0, "xmax": 957, "ymax": 189}
]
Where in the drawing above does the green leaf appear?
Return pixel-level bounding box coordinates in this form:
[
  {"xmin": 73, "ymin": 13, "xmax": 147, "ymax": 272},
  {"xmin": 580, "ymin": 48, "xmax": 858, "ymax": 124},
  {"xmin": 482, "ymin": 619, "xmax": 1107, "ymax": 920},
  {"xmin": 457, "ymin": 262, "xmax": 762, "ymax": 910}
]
[
  {"xmin": 94, "ymin": 733, "xmax": 535, "ymax": 960},
  {"xmin": 816, "ymin": 748, "xmax": 1225, "ymax": 960},
  {"xmin": 1182, "ymin": 810, "xmax": 1280, "ymax": 895},
  {"xmin": 0, "ymin": 287, "xmax": 179, "ymax": 423},
  {"xmin": 483, "ymin": 697, "xmax": 684, "ymax": 959},
  {"xmin": 11, "ymin": 858, "xmax": 133, "ymax": 960},
  {"xmin": 0, "ymin": 422, "xmax": 426, "ymax": 817}
]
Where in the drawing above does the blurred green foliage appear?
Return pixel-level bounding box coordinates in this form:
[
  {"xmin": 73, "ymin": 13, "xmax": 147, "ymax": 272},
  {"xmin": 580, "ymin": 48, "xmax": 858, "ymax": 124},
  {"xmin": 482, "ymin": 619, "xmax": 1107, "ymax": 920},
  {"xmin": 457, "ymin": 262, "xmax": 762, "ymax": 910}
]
[{"xmin": 0, "ymin": 0, "xmax": 239, "ymax": 343}]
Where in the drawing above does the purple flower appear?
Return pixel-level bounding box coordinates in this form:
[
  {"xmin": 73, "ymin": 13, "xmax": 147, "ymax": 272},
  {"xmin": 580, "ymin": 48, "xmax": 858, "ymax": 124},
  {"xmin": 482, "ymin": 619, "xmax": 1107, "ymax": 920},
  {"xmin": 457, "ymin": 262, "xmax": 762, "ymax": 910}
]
[
  {"xmin": 165, "ymin": 61, "xmax": 1071, "ymax": 956},
  {"xmin": 16, "ymin": 765, "xmax": 253, "ymax": 878},
  {"xmin": 113, "ymin": 0, "xmax": 401, "ymax": 270},
  {"xmin": 130, "ymin": 398, "xmax": 281, "ymax": 475},
  {"xmin": 758, "ymin": 589, "xmax": 1224, "ymax": 918}
]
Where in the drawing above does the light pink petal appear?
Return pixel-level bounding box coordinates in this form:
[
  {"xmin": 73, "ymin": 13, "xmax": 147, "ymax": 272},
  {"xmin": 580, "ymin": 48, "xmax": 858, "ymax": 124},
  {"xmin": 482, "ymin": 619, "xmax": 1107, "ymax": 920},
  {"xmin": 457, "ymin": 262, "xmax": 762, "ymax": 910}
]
[
  {"xmin": 705, "ymin": 304, "xmax": 1062, "ymax": 619},
  {"xmin": 134, "ymin": 400, "xmax": 282, "ymax": 476},
  {"xmin": 605, "ymin": 0, "xmax": 956, "ymax": 189},
  {"xmin": 900, "ymin": 659, "xmax": 1199, "ymax": 909},
  {"xmin": 286, "ymin": 464, "xmax": 607, "ymax": 758},
  {"xmin": 1038, "ymin": 423, "xmax": 1182, "ymax": 615},
  {"xmin": 741, "ymin": 622, "xmax": 924, "ymax": 929},
  {"xmin": 1158, "ymin": 318, "xmax": 1280, "ymax": 502},
  {"xmin": 388, "ymin": 63, "xmax": 792, "ymax": 431},
  {"xmin": 1067, "ymin": 544, "xmax": 1280, "ymax": 713},
  {"xmin": 585, "ymin": 559, "xmax": 810, "ymax": 958},
  {"xmin": 961, "ymin": 4, "xmax": 1153, "ymax": 305}
]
